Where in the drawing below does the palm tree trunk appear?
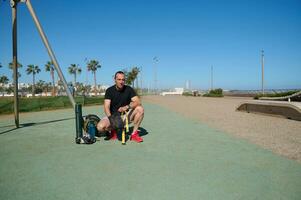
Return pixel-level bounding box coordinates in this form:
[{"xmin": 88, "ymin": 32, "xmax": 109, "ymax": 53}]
[
  {"xmin": 136, "ymin": 77, "xmax": 139, "ymax": 94},
  {"xmin": 32, "ymin": 73, "xmax": 35, "ymax": 97},
  {"xmin": 136, "ymin": 77, "xmax": 138, "ymax": 90},
  {"xmin": 94, "ymin": 71, "xmax": 97, "ymax": 96},
  {"xmin": 74, "ymin": 73, "xmax": 77, "ymax": 97},
  {"xmin": 51, "ymin": 70, "xmax": 55, "ymax": 96}
]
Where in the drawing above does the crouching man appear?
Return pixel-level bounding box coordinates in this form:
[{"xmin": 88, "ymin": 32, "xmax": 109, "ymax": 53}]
[{"xmin": 97, "ymin": 71, "xmax": 144, "ymax": 142}]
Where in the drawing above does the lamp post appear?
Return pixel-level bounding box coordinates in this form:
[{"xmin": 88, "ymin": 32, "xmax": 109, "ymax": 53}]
[
  {"xmin": 261, "ymin": 49, "xmax": 264, "ymax": 95},
  {"xmin": 211, "ymin": 65, "xmax": 213, "ymax": 91},
  {"xmin": 140, "ymin": 66, "xmax": 143, "ymax": 95},
  {"xmin": 153, "ymin": 57, "xmax": 158, "ymax": 94}
]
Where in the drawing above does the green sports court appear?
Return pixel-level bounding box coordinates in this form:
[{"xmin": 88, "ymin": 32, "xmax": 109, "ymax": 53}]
[{"xmin": 0, "ymin": 103, "xmax": 300, "ymax": 200}]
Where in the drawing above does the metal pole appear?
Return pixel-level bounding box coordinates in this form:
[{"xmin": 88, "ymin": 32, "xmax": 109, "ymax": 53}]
[
  {"xmin": 11, "ymin": 0, "xmax": 19, "ymax": 128},
  {"xmin": 148, "ymin": 83, "xmax": 150, "ymax": 94},
  {"xmin": 211, "ymin": 65, "xmax": 213, "ymax": 91},
  {"xmin": 25, "ymin": 0, "xmax": 76, "ymax": 108},
  {"xmin": 153, "ymin": 57, "xmax": 158, "ymax": 95},
  {"xmin": 261, "ymin": 50, "xmax": 264, "ymax": 95},
  {"xmin": 140, "ymin": 66, "xmax": 142, "ymax": 95}
]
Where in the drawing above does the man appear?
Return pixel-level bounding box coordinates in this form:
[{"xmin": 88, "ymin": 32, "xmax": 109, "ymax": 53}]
[{"xmin": 97, "ymin": 71, "xmax": 144, "ymax": 143}]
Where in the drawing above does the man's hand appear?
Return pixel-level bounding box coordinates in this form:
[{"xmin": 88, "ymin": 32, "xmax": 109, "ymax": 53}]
[{"xmin": 118, "ymin": 105, "xmax": 128, "ymax": 113}]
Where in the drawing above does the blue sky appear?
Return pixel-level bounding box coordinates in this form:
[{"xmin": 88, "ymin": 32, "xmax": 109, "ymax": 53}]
[{"xmin": 0, "ymin": 0, "xmax": 300, "ymax": 90}]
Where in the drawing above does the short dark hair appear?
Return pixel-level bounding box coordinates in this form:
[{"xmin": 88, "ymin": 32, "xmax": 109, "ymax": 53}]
[{"xmin": 114, "ymin": 71, "xmax": 124, "ymax": 79}]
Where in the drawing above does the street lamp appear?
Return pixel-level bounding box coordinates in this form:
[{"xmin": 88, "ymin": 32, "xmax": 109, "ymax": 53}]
[
  {"xmin": 261, "ymin": 49, "xmax": 265, "ymax": 95},
  {"xmin": 211, "ymin": 65, "xmax": 213, "ymax": 91},
  {"xmin": 153, "ymin": 56, "xmax": 158, "ymax": 94}
]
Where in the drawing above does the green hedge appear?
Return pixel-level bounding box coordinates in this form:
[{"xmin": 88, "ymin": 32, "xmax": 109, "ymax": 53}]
[
  {"xmin": 0, "ymin": 96, "xmax": 104, "ymax": 115},
  {"xmin": 203, "ymin": 88, "xmax": 224, "ymax": 97},
  {"xmin": 182, "ymin": 92, "xmax": 194, "ymax": 96}
]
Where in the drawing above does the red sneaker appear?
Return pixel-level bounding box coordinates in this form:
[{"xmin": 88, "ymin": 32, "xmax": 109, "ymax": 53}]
[
  {"xmin": 111, "ymin": 129, "xmax": 117, "ymax": 140},
  {"xmin": 130, "ymin": 131, "xmax": 143, "ymax": 143},
  {"xmin": 104, "ymin": 129, "xmax": 117, "ymax": 140}
]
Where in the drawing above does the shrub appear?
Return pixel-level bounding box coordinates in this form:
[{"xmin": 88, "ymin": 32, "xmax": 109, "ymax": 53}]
[
  {"xmin": 182, "ymin": 91, "xmax": 201, "ymax": 97},
  {"xmin": 203, "ymin": 88, "xmax": 224, "ymax": 97},
  {"xmin": 182, "ymin": 92, "xmax": 193, "ymax": 96}
]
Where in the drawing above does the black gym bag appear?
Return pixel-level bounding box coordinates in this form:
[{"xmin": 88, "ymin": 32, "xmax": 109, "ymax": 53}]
[{"xmin": 79, "ymin": 114, "xmax": 100, "ymax": 144}]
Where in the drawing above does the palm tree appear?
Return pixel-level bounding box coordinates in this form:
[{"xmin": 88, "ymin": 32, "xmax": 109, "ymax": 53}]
[
  {"xmin": 0, "ymin": 75, "xmax": 9, "ymax": 95},
  {"xmin": 45, "ymin": 61, "xmax": 56, "ymax": 96},
  {"xmin": 9, "ymin": 62, "xmax": 23, "ymax": 78},
  {"xmin": 124, "ymin": 67, "xmax": 140, "ymax": 87},
  {"xmin": 6, "ymin": 86, "xmax": 14, "ymax": 95},
  {"xmin": 0, "ymin": 75, "xmax": 9, "ymax": 85},
  {"xmin": 35, "ymin": 80, "xmax": 51, "ymax": 96},
  {"xmin": 87, "ymin": 60, "xmax": 101, "ymax": 96},
  {"xmin": 131, "ymin": 67, "xmax": 140, "ymax": 88},
  {"xmin": 77, "ymin": 83, "xmax": 84, "ymax": 95},
  {"xmin": 44, "ymin": 82, "xmax": 52, "ymax": 96},
  {"xmin": 68, "ymin": 64, "xmax": 82, "ymax": 86},
  {"xmin": 123, "ymin": 69, "xmax": 132, "ymax": 85},
  {"xmin": 26, "ymin": 64, "xmax": 41, "ymax": 97},
  {"xmin": 57, "ymin": 80, "xmax": 64, "ymax": 96},
  {"xmin": 36, "ymin": 80, "xmax": 45, "ymax": 95},
  {"xmin": 68, "ymin": 64, "xmax": 81, "ymax": 97}
]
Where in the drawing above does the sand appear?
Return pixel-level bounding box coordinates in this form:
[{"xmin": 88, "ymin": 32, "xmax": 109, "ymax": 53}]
[{"xmin": 142, "ymin": 95, "xmax": 301, "ymax": 163}]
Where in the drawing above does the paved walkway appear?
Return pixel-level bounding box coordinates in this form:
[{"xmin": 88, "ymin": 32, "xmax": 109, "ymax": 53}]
[{"xmin": 0, "ymin": 103, "xmax": 301, "ymax": 200}]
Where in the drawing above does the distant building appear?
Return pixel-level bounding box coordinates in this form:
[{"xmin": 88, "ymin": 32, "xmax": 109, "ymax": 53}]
[{"xmin": 160, "ymin": 88, "xmax": 184, "ymax": 96}]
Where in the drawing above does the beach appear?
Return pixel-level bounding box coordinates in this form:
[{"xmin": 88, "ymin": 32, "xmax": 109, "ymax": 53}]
[{"xmin": 143, "ymin": 95, "xmax": 301, "ymax": 163}]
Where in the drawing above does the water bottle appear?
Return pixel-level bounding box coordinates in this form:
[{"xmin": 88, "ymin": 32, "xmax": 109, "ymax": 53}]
[{"xmin": 88, "ymin": 123, "xmax": 96, "ymax": 140}]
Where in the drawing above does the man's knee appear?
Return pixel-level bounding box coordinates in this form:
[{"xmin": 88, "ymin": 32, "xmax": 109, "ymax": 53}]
[
  {"xmin": 97, "ymin": 121, "xmax": 108, "ymax": 132},
  {"xmin": 133, "ymin": 106, "xmax": 144, "ymax": 122}
]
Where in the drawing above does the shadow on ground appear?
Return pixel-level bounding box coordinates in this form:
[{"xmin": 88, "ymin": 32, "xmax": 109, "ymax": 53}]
[
  {"xmin": 100, "ymin": 126, "xmax": 149, "ymax": 142},
  {"xmin": 0, "ymin": 117, "xmax": 74, "ymax": 135}
]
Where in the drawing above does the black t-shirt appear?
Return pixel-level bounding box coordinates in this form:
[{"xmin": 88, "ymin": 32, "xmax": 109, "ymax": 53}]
[{"xmin": 105, "ymin": 85, "xmax": 137, "ymax": 114}]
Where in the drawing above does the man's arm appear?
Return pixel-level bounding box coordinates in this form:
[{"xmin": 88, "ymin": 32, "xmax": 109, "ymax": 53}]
[
  {"xmin": 104, "ymin": 99, "xmax": 111, "ymax": 117},
  {"xmin": 117, "ymin": 96, "xmax": 141, "ymax": 113},
  {"xmin": 129, "ymin": 96, "xmax": 141, "ymax": 109}
]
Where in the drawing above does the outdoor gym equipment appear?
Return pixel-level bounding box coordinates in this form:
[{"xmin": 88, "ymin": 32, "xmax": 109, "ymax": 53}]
[
  {"xmin": 7, "ymin": 0, "xmax": 131, "ymax": 144},
  {"xmin": 8, "ymin": 0, "xmax": 83, "ymax": 143}
]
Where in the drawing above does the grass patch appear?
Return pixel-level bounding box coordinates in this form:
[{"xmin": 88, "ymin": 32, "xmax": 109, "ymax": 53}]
[
  {"xmin": 0, "ymin": 96, "xmax": 104, "ymax": 115},
  {"xmin": 182, "ymin": 91, "xmax": 194, "ymax": 96}
]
